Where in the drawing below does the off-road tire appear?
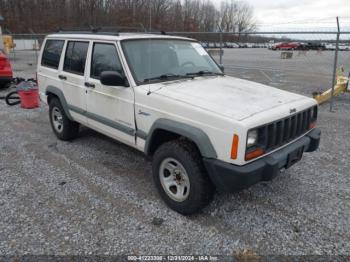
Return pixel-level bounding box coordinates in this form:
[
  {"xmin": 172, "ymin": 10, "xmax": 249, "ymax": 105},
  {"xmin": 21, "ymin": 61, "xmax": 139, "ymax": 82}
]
[
  {"xmin": 49, "ymin": 98, "xmax": 79, "ymax": 141},
  {"xmin": 152, "ymin": 139, "xmax": 214, "ymax": 215}
]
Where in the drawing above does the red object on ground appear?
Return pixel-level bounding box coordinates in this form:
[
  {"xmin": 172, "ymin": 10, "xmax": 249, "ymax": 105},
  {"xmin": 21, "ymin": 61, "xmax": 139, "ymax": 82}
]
[
  {"xmin": 0, "ymin": 51, "xmax": 13, "ymax": 82},
  {"xmin": 272, "ymin": 42, "xmax": 300, "ymax": 50},
  {"xmin": 18, "ymin": 89, "xmax": 40, "ymax": 109}
]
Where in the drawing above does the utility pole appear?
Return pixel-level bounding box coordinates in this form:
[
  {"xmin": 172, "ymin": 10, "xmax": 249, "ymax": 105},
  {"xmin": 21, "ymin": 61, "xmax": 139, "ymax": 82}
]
[{"xmin": 330, "ymin": 16, "xmax": 340, "ymax": 112}]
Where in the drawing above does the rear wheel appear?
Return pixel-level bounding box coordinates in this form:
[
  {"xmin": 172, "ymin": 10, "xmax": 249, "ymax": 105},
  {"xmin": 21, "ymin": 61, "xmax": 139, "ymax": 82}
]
[
  {"xmin": 49, "ymin": 98, "xmax": 79, "ymax": 141},
  {"xmin": 152, "ymin": 139, "xmax": 214, "ymax": 215}
]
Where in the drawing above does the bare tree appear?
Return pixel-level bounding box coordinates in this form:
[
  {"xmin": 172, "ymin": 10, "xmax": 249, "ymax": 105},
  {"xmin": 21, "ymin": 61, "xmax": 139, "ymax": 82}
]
[
  {"xmin": 236, "ymin": 1, "xmax": 256, "ymax": 32},
  {"xmin": 0, "ymin": 0, "xmax": 256, "ymax": 33},
  {"xmin": 200, "ymin": 0, "xmax": 217, "ymax": 32},
  {"xmin": 219, "ymin": 0, "xmax": 256, "ymax": 33}
]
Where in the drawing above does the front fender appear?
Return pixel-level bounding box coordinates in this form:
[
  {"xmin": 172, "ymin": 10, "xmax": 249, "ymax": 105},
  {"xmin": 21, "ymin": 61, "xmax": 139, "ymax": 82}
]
[{"xmin": 144, "ymin": 118, "xmax": 217, "ymax": 159}]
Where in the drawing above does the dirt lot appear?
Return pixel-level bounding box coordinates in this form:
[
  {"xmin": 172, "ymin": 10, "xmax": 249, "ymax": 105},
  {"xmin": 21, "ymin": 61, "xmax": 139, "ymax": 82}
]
[{"xmin": 0, "ymin": 49, "xmax": 350, "ymax": 256}]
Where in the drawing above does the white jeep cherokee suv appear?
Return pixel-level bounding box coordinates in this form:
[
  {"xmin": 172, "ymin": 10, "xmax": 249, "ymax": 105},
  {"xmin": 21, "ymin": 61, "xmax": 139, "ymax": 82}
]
[{"xmin": 37, "ymin": 31, "xmax": 321, "ymax": 215}]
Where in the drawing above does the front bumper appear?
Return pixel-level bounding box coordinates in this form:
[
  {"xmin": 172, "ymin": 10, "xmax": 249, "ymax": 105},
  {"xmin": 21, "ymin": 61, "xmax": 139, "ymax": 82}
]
[{"xmin": 203, "ymin": 128, "xmax": 321, "ymax": 192}]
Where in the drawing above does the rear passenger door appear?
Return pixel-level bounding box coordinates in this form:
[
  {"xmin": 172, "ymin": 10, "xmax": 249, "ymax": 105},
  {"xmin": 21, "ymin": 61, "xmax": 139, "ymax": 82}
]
[
  {"xmin": 85, "ymin": 42, "xmax": 135, "ymax": 146},
  {"xmin": 60, "ymin": 40, "xmax": 90, "ymax": 124}
]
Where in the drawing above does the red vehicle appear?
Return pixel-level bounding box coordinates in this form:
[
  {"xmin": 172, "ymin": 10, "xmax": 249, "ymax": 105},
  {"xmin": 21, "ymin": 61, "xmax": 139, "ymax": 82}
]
[
  {"xmin": 271, "ymin": 42, "xmax": 300, "ymax": 50},
  {"xmin": 0, "ymin": 51, "xmax": 13, "ymax": 88}
]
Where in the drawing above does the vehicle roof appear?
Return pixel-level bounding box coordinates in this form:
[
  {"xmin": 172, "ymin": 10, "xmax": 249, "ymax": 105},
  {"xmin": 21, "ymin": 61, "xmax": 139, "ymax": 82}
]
[{"xmin": 46, "ymin": 33, "xmax": 195, "ymax": 42}]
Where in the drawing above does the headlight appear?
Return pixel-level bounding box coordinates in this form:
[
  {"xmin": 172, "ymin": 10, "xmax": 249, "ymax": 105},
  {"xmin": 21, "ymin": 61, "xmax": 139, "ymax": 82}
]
[{"xmin": 247, "ymin": 130, "xmax": 258, "ymax": 147}]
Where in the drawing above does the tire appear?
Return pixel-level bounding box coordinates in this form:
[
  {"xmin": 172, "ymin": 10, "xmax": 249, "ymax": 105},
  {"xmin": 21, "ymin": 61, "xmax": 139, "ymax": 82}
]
[
  {"xmin": 152, "ymin": 139, "xmax": 214, "ymax": 215},
  {"xmin": 49, "ymin": 98, "xmax": 79, "ymax": 141},
  {"xmin": 0, "ymin": 81, "xmax": 11, "ymax": 90},
  {"xmin": 5, "ymin": 91, "xmax": 20, "ymax": 106}
]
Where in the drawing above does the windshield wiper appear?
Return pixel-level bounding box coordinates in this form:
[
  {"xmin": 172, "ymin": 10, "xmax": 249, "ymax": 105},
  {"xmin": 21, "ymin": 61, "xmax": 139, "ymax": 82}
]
[
  {"xmin": 144, "ymin": 73, "xmax": 193, "ymax": 83},
  {"xmin": 186, "ymin": 70, "xmax": 224, "ymax": 77}
]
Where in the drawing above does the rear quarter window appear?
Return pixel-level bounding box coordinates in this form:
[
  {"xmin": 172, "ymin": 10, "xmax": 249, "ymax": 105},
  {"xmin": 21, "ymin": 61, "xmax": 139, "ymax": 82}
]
[{"xmin": 41, "ymin": 39, "xmax": 65, "ymax": 69}]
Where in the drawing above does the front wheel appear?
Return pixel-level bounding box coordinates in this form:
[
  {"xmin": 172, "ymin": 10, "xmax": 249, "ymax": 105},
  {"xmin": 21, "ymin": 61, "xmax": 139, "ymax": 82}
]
[{"xmin": 152, "ymin": 139, "xmax": 214, "ymax": 215}]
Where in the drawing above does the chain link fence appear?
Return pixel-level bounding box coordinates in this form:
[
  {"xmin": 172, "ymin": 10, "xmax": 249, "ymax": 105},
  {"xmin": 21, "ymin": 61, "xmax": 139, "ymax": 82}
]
[
  {"xmin": 4, "ymin": 30, "xmax": 350, "ymax": 109},
  {"xmin": 5, "ymin": 34, "xmax": 45, "ymax": 79}
]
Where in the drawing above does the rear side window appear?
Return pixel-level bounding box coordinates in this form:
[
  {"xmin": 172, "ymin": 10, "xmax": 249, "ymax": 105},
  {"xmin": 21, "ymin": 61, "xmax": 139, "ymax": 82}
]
[
  {"xmin": 63, "ymin": 41, "xmax": 89, "ymax": 75},
  {"xmin": 91, "ymin": 43, "xmax": 124, "ymax": 79},
  {"xmin": 41, "ymin": 40, "xmax": 64, "ymax": 69}
]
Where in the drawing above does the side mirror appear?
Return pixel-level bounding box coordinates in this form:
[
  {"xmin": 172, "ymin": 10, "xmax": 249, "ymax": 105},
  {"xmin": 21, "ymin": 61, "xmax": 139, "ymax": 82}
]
[
  {"xmin": 100, "ymin": 71, "xmax": 128, "ymax": 87},
  {"xmin": 219, "ymin": 64, "xmax": 225, "ymax": 73}
]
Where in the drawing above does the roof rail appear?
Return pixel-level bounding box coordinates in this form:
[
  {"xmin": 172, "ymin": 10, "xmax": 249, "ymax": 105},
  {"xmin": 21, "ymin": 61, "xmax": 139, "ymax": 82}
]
[
  {"xmin": 56, "ymin": 25, "xmax": 167, "ymax": 36},
  {"xmin": 56, "ymin": 26, "xmax": 118, "ymax": 36},
  {"xmin": 57, "ymin": 24, "xmax": 148, "ymax": 34}
]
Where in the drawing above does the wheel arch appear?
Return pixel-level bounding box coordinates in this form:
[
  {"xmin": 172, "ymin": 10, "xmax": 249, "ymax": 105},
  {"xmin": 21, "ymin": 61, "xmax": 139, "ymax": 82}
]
[
  {"xmin": 45, "ymin": 85, "xmax": 73, "ymax": 120},
  {"xmin": 144, "ymin": 119, "xmax": 217, "ymax": 159}
]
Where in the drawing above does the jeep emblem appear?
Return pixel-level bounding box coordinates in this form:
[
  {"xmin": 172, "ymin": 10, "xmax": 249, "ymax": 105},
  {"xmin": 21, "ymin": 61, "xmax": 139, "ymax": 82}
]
[{"xmin": 290, "ymin": 108, "xmax": 297, "ymax": 114}]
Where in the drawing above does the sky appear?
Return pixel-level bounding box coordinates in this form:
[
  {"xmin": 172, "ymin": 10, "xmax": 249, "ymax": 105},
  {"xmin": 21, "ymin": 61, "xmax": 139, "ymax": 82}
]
[{"xmin": 212, "ymin": 0, "xmax": 350, "ymax": 31}]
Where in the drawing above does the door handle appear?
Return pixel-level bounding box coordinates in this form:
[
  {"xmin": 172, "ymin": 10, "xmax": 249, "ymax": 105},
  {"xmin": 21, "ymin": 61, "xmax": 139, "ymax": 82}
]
[
  {"xmin": 58, "ymin": 75, "xmax": 67, "ymax": 80},
  {"xmin": 84, "ymin": 82, "xmax": 95, "ymax": 88}
]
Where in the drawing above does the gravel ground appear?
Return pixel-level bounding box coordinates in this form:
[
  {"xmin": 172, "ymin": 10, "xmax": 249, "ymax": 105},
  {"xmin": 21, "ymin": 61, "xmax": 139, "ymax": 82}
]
[{"xmin": 0, "ymin": 50, "xmax": 350, "ymax": 257}]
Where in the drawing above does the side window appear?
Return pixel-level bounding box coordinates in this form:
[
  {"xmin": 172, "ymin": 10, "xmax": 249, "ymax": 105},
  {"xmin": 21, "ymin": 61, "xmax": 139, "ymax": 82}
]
[
  {"xmin": 41, "ymin": 39, "xmax": 64, "ymax": 69},
  {"xmin": 63, "ymin": 41, "xmax": 89, "ymax": 75},
  {"xmin": 91, "ymin": 43, "xmax": 124, "ymax": 79}
]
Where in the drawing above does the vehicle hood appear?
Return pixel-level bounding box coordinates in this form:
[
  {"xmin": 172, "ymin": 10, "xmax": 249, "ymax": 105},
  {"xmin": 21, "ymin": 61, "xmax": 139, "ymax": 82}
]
[{"xmin": 152, "ymin": 76, "xmax": 309, "ymax": 121}]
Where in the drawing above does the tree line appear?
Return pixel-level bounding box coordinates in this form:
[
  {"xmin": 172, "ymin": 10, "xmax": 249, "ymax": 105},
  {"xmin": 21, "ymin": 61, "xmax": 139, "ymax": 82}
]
[{"xmin": 0, "ymin": 0, "xmax": 256, "ymax": 34}]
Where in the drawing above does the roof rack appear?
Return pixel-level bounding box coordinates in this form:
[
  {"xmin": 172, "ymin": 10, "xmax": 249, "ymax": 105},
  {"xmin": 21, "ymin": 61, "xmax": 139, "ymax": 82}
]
[
  {"xmin": 56, "ymin": 25, "xmax": 167, "ymax": 36},
  {"xmin": 57, "ymin": 26, "xmax": 119, "ymax": 36}
]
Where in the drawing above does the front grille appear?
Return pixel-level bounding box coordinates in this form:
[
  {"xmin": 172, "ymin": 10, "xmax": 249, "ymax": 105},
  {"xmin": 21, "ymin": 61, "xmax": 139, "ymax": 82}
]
[{"xmin": 256, "ymin": 106, "xmax": 318, "ymax": 152}]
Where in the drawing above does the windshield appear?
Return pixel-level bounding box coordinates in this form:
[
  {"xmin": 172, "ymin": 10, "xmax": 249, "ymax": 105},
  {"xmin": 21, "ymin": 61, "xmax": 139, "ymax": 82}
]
[{"xmin": 122, "ymin": 39, "xmax": 222, "ymax": 84}]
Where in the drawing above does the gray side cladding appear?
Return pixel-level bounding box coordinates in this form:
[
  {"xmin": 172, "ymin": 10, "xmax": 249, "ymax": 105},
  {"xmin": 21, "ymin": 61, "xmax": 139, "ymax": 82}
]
[
  {"xmin": 143, "ymin": 118, "xmax": 217, "ymax": 159},
  {"xmin": 45, "ymin": 87, "xmax": 217, "ymax": 158},
  {"xmin": 46, "ymin": 85, "xmax": 73, "ymax": 120}
]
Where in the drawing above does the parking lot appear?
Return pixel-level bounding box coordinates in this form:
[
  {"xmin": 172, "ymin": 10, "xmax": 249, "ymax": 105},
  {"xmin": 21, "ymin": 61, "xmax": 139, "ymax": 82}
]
[
  {"xmin": 1, "ymin": 49, "xmax": 350, "ymax": 256},
  {"xmin": 223, "ymin": 48, "xmax": 350, "ymax": 96}
]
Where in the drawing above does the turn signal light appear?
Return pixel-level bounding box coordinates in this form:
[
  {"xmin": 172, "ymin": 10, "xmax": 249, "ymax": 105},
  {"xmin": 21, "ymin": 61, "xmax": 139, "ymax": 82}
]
[
  {"xmin": 231, "ymin": 134, "xmax": 239, "ymax": 160},
  {"xmin": 245, "ymin": 148, "xmax": 265, "ymax": 161}
]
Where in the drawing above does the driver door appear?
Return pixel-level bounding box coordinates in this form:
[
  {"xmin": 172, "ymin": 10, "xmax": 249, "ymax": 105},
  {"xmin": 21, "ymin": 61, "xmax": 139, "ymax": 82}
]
[{"xmin": 85, "ymin": 41, "xmax": 135, "ymax": 146}]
